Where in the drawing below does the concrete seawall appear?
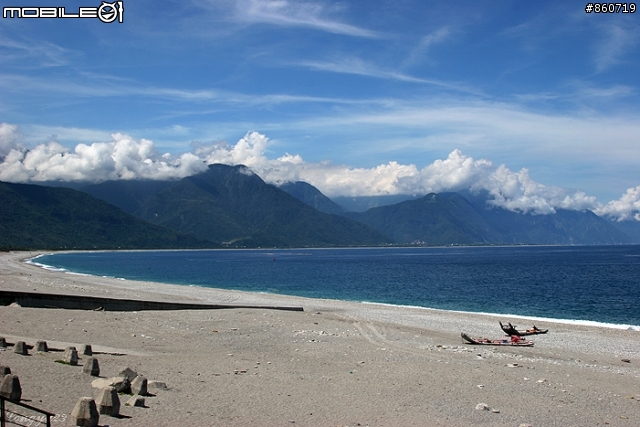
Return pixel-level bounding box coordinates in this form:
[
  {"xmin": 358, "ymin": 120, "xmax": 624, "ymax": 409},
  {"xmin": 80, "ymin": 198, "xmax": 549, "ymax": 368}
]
[{"xmin": 0, "ymin": 289, "xmax": 304, "ymax": 312}]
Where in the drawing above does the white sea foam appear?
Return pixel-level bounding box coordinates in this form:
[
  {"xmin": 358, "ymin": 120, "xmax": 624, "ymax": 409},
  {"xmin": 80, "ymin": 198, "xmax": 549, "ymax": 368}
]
[
  {"xmin": 25, "ymin": 254, "xmax": 67, "ymax": 271},
  {"xmin": 359, "ymin": 301, "xmax": 640, "ymax": 331},
  {"xmin": 27, "ymin": 261, "xmax": 67, "ymax": 273}
]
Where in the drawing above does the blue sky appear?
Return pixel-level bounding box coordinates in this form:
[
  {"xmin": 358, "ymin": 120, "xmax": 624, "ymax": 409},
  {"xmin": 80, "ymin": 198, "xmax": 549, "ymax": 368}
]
[{"xmin": 1, "ymin": 0, "xmax": 639, "ymax": 219}]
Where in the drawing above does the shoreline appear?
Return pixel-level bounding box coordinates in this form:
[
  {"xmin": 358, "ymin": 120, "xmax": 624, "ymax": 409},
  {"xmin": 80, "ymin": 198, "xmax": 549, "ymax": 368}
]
[
  {"xmin": 27, "ymin": 250, "xmax": 640, "ymax": 332},
  {"xmin": 1, "ymin": 251, "xmax": 639, "ymax": 426}
]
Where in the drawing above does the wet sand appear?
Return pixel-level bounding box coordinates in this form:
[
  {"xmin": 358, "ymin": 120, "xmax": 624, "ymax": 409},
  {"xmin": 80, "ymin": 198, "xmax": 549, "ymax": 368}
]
[{"xmin": 1, "ymin": 251, "xmax": 639, "ymax": 427}]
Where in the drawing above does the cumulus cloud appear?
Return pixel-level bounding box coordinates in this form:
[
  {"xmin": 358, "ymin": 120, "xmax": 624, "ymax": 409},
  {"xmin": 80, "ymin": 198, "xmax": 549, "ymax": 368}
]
[
  {"xmin": 0, "ymin": 123, "xmax": 22, "ymax": 158},
  {"xmin": 595, "ymin": 186, "xmax": 640, "ymax": 221},
  {"xmin": 193, "ymin": 131, "xmax": 270, "ymax": 169},
  {"xmin": 1, "ymin": 124, "xmax": 637, "ymax": 220},
  {"xmin": 415, "ymin": 149, "xmax": 493, "ymax": 194},
  {"xmin": 0, "ymin": 127, "xmax": 207, "ymax": 183},
  {"xmin": 192, "ymin": 132, "xmax": 604, "ymax": 216},
  {"xmin": 474, "ymin": 166, "xmax": 599, "ymax": 215}
]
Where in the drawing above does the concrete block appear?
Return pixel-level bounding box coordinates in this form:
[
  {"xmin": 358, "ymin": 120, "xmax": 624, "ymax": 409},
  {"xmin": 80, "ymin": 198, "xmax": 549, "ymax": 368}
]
[
  {"xmin": 81, "ymin": 344, "xmax": 93, "ymax": 356},
  {"xmin": 82, "ymin": 357, "xmax": 100, "ymax": 376},
  {"xmin": 131, "ymin": 375, "xmax": 148, "ymax": 396},
  {"xmin": 90, "ymin": 376, "xmax": 130, "ymax": 393},
  {"xmin": 118, "ymin": 366, "xmax": 138, "ymax": 382},
  {"xmin": 0, "ymin": 374, "xmax": 22, "ymax": 401},
  {"xmin": 35, "ymin": 340, "xmax": 48, "ymax": 352},
  {"xmin": 95, "ymin": 386, "xmax": 120, "ymax": 417},
  {"xmin": 0, "ymin": 365, "xmax": 11, "ymax": 378},
  {"xmin": 70, "ymin": 397, "xmax": 99, "ymax": 427},
  {"xmin": 112, "ymin": 376, "xmax": 131, "ymax": 393},
  {"xmin": 125, "ymin": 395, "xmax": 146, "ymax": 407},
  {"xmin": 64, "ymin": 346, "xmax": 79, "ymax": 365},
  {"xmin": 13, "ymin": 341, "xmax": 28, "ymax": 355}
]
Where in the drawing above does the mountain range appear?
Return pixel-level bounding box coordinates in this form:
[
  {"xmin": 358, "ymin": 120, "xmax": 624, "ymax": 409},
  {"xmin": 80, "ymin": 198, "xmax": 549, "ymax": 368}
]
[
  {"xmin": 1, "ymin": 164, "xmax": 638, "ymax": 249},
  {"xmin": 0, "ymin": 181, "xmax": 204, "ymax": 250},
  {"xmin": 347, "ymin": 192, "xmax": 629, "ymax": 245},
  {"xmin": 132, "ymin": 164, "xmax": 389, "ymax": 247}
]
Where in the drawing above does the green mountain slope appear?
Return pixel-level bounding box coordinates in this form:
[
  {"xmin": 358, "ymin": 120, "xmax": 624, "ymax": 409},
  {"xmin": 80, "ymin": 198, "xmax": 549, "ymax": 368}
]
[
  {"xmin": 345, "ymin": 193, "xmax": 499, "ymax": 245},
  {"xmin": 344, "ymin": 190, "xmax": 631, "ymax": 245},
  {"xmin": 333, "ymin": 194, "xmax": 420, "ymax": 212},
  {"xmin": 81, "ymin": 180, "xmax": 174, "ymax": 214},
  {"xmin": 0, "ymin": 181, "xmax": 205, "ymax": 250},
  {"xmin": 136, "ymin": 164, "xmax": 391, "ymax": 247},
  {"xmin": 608, "ymin": 219, "xmax": 640, "ymax": 243},
  {"xmin": 461, "ymin": 190, "xmax": 631, "ymax": 245},
  {"xmin": 278, "ymin": 181, "xmax": 346, "ymax": 215},
  {"xmin": 13, "ymin": 174, "xmax": 632, "ymax": 250}
]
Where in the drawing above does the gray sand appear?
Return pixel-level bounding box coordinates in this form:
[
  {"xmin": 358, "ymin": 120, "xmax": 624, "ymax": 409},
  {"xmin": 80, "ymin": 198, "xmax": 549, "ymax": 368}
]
[{"xmin": 0, "ymin": 251, "xmax": 639, "ymax": 426}]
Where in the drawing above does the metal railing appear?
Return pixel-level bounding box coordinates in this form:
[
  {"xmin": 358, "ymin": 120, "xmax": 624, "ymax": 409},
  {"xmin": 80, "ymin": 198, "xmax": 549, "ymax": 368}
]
[{"xmin": 0, "ymin": 396, "xmax": 56, "ymax": 427}]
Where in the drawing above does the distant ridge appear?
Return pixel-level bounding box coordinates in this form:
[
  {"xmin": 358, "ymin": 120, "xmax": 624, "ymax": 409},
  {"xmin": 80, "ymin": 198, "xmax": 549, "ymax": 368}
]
[
  {"xmin": 343, "ymin": 191, "xmax": 631, "ymax": 245},
  {"xmin": 278, "ymin": 181, "xmax": 346, "ymax": 215},
  {"xmin": 333, "ymin": 194, "xmax": 420, "ymax": 212},
  {"xmin": 343, "ymin": 192, "xmax": 495, "ymax": 245},
  {"xmin": 5, "ymin": 170, "xmax": 637, "ymax": 250},
  {"xmin": 608, "ymin": 219, "xmax": 640, "ymax": 243},
  {"xmin": 278, "ymin": 181, "xmax": 633, "ymax": 245},
  {"xmin": 461, "ymin": 190, "xmax": 632, "ymax": 245},
  {"xmin": 0, "ymin": 181, "xmax": 205, "ymax": 250},
  {"xmin": 135, "ymin": 164, "xmax": 392, "ymax": 248}
]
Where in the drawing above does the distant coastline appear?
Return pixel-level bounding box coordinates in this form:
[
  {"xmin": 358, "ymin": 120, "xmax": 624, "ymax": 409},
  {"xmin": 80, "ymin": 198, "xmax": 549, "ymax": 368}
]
[{"xmin": 30, "ymin": 245, "xmax": 640, "ymax": 330}]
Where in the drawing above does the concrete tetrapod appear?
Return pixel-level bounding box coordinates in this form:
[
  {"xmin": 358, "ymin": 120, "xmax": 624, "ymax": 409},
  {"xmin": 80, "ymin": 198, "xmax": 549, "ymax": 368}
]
[
  {"xmin": 0, "ymin": 374, "xmax": 21, "ymax": 401},
  {"xmin": 82, "ymin": 357, "xmax": 100, "ymax": 376},
  {"xmin": 70, "ymin": 397, "xmax": 99, "ymax": 427},
  {"xmin": 131, "ymin": 375, "xmax": 148, "ymax": 396},
  {"xmin": 64, "ymin": 346, "xmax": 79, "ymax": 365},
  {"xmin": 13, "ymin": 341, "xmax": 27, "ymax": 355},
  {"xmin": 35, "ymin": 340, "xmax": 48, "ymax": 352},
  {"xmin": 95, "ymin": 386, "xmax": 120, "ymax": 417}
]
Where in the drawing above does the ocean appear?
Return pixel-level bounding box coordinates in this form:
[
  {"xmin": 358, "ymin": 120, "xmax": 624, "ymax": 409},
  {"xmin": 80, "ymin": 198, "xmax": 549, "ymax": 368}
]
[{"xmin": 32, "ymin": 245, "xmax": 640, "ymax": 329}]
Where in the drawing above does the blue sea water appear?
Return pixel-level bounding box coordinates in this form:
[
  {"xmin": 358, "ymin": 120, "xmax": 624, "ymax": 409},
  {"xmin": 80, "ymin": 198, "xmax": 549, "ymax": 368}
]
[{"xmin": 32, "ymin": 245, "xmax": 640, "ymax": 329}]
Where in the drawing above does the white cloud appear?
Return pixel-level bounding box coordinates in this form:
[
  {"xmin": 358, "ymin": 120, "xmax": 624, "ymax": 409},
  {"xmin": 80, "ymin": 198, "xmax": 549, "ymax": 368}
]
[
  {"xmin": 0, "ymin": 131, "xmax": 207, "ymax": 183},
  {"xmin": 288, "ymin": 102, "xmax": 640, "ymax": 169},
  {"xmin": 193, "ymin": 132, "xmax": 603, "ymax": 215},
  {"xmin": 476, "ymin": 166, "xmax": 598, "ymax": 215},
  {"xmin": 0, "ymin": 122, "xmax": 21, "ymax": 158},
  {"xmin": 195, "ymin": 131, "xmax": 271, "ymax": 168},
  {"xmin": 0, "ymin": 35, "xmax": 74, "ymax": 67},
  {"xmin": 595, "ymin": 186, "xmax": 640, "ymax": 221},
  {"xmin": 232, "ymin": 0, "xmax": 378, "ymax": 38},
  {"xmin": 403, "ymin": 27, "xmax": 452, "ymax": 68},
  {"xmin": 300, "ymin": 58, "xmax": 431, "ymax": 83},
  {"xmin": 416, "ymin": 149, "xmax": 493, "ymax": 194},
  {"xmin": 0, "ymin": 72, "xmax": 373, "ymax": 109},
  {"xmin": 595, "ymin": 24, "xmax": 639, "ymax": 72},
  {"xmin": 1, "ymin": 125, "xmax": 636, "ymax": 220},
  {"xmin": 296, "ymin": 57, "xmax": 477, "ymax": 93}
]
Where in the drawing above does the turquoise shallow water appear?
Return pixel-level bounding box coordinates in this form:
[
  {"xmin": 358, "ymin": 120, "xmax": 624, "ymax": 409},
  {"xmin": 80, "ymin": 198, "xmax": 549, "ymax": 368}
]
[{"xmin": 34, "ymin": 245, "xmax": 640, "ymax": 328}]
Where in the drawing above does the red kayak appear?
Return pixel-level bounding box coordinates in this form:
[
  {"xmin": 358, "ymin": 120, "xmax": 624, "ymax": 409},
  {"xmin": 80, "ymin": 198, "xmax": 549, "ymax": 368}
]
[
  {"xmin": 499, "ymin": 321, "xmax": 548, "ymax": 336},
  {"xmin": 461, "ymin": 332, "xmax": 534, "ymax": 346}
]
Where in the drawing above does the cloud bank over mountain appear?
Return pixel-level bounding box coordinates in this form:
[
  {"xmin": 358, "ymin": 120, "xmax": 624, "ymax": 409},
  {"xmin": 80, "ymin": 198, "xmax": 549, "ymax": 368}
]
[
  {"xmin": 0, "ymin": 123, "xmax": 638, "ymax": 221},
  {"xmin": 0, "ymin": 123, "xmax": 206, "ymax": 182},
  {"xmin": 596, "ymin": 186, "xmax": 640, "ymax": 221}
]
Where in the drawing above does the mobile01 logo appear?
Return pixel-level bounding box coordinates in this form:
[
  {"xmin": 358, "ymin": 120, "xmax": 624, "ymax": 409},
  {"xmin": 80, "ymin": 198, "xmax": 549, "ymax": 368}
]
[{"xmin": 3, "ymin": 1, "xmax": 124, "ymax": 23}]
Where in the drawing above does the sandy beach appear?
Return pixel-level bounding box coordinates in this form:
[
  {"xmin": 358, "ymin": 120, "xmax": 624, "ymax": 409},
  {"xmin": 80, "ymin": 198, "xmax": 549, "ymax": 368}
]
[{"xmin": 1, "ymin": 251, "xmax": 639, "ymax": 427}]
